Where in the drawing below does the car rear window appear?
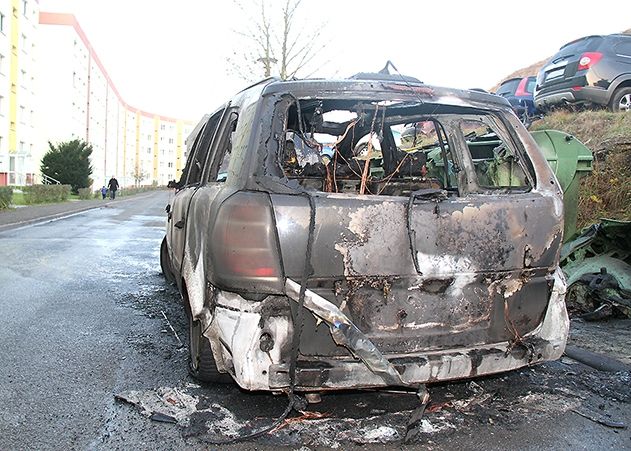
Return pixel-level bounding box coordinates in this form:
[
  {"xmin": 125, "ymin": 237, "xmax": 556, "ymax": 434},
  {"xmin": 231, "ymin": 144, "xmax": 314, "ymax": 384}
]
[
  {"xmin": 272, "ymin": 97, "xmax": 534, "ymax": 197},
  {"xmin": 525, "ymin": 78, "xmax": 536, "ymax": 94},
  {"xmin": 496, "ymin": 79, "xmax": 519, "ymax": 96},
  {"xmin": 557, "ymin": 36, "xmax": 604, "ymax": 57}
]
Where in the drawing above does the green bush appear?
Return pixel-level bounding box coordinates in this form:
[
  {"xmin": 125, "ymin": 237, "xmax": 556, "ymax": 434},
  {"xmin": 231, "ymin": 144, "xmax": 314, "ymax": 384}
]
[
  {"xmin": 0, "ymin": 186, "xmax": 12, "ymax": 209},
  {"xmin": 77, "ymin": 187, "xmax": 92, "ymax": 200},
  {"xmin": 23, "ymin": 184, "xmax": 71, "ymax": 204},
  {"xmin": 118, "ymin": 185, "xmax": 164, "ymax": 197}
]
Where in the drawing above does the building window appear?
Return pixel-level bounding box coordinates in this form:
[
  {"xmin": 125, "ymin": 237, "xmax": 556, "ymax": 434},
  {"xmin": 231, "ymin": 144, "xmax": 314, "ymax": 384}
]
[
  {"xmin": 0, "ymin": 13, "xmax": 5, "ymax": 33},
  {"xmin": 168, "ymin": 137, "xmax": 174, "ymax": 144},
  {"xmin": 22, "ymin": 1, "xmax": 27, "ymax": 16},
  {"xmin": 160, "ymin": 124, "xmax": 165, "ymax": 130},
  {"xmin": 19, "ymin": 105, "xmax": 24, "ymax": 123},
  {"xmin": 21, "ymin": 35, "xmax": 26, "ymax": 52}
]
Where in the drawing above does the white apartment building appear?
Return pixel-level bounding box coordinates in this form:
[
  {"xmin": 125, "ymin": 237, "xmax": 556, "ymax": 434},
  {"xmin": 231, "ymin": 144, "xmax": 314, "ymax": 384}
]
[
  {"xmin": 0, "ymin": 0, "xmax": 41, "ymax": 186},
  {"xmin": 0, "ymin": 11, "xmax": 192, "ymax": 188}
]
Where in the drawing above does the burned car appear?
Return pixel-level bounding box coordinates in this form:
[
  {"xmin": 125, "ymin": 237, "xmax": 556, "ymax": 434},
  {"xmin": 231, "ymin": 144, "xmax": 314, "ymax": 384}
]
[{"xmin": 160, "ymin": 74, "xmax": 569, "ymax": 393}]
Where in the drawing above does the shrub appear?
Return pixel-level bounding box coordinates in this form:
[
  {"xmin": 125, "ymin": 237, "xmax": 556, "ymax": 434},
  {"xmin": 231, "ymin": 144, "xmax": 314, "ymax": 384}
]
[
  {"xmin": 40, "ymin": 139, "xmax": 93, "ymax": 194},
  {"xmin": 0, "ymin": 186, "xmax": 12, "ymax": 209},
  {"xmin": 77, "ymin": 187, "xmax": 92, "ymax": 200},
  {"xmin": 23, "ymin": 184, "xmax": 71, "ymax": 204}
]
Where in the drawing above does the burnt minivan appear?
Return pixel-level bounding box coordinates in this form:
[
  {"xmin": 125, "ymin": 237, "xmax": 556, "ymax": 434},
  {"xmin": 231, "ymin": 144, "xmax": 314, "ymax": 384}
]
[{"xmin": 161, "ymin": 74, "xmax": 569, "ymax": 392}]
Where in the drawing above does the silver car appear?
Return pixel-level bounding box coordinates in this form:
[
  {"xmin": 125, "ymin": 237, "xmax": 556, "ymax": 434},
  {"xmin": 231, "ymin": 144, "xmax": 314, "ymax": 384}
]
[{"xmin": 161, "ymin": 74, "xmax": 568, "ymax": 393}]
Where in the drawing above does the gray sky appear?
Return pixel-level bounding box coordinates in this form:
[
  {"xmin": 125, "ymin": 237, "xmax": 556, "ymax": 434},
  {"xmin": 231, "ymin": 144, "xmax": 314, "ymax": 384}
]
[{"xmin": 41, "ymin": 0, "xmax": 631, "ymax": 120}]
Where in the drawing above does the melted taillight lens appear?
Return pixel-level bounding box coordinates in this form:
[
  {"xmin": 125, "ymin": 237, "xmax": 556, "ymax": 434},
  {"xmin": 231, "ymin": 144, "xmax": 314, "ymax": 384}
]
[
  {"xmin": 211, "ymin": 192, "xmax": 284, "ymax": 294},
  {"xmin": 577, "ymin": 52, "xmax": 603, "ymax": 71}
]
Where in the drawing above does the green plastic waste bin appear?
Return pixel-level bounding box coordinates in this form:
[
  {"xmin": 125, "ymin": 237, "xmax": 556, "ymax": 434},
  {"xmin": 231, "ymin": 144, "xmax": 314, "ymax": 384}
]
[{"xmin": 531, "ymin": 130, "xmax": 594, "ymax": 241}]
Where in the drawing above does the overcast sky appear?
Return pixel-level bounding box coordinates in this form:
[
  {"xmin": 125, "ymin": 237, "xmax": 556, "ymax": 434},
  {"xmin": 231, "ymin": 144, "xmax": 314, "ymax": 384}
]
[{"xmin": 41, "ymin": 0, "xmax": 631, "ymax": 120}]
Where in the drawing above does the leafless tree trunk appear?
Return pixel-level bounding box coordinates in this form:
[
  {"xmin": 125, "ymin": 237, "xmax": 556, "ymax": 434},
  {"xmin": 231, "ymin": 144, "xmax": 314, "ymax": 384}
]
[{"xmin": 229, "ymin": 0, "xmax": 326, "ymax": 81}]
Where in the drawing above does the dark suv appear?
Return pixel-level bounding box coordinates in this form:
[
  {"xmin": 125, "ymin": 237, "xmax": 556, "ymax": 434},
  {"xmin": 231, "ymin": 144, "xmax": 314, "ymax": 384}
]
[
  {"xmin": 161, "ymin": 75, "xmax": 568, "ymax": 393},
  {"xmin": 495, "ymin": 76, "xmax": 538, "ymax": 119},
  {"xmin": 534, "ymin": 34, "xmax": 631, "ymax": 112}
]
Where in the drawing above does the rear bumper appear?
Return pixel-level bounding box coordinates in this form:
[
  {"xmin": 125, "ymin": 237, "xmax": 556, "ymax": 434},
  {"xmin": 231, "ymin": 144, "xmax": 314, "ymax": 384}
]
[
  {"xmin": 535, "ymin": 86, "xmax": 609, "ymax": 109},
  {"xmin": 206, "ymin": 269, "xmax": 568, "ymax": 391}
]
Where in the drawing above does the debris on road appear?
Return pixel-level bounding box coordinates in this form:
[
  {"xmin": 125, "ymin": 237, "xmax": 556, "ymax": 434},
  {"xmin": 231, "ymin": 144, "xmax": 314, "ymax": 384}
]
[
  {"xmin": 271, "ymin": 410, "xmax": 330, "ymax": 432},
  {"xmin": 572, "ymin": 409, "xmax": 627, "ymax": 429},
  {"xmin": 564, "ymin": 345, "xmax": 630, "ymax": 373},
  {"xmin": 160, "ymin": 310, "xmax": 183, "ymax": 347},
  {"xmin": 114, "ymin": 387, "xmax": 198, "ymax": 426}
]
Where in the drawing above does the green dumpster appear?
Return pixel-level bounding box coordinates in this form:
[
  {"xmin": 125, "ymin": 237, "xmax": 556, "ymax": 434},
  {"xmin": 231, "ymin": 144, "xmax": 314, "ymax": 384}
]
[{"xmin": 531, "ymin": 130, "xmax": 594, "ymax": 241}]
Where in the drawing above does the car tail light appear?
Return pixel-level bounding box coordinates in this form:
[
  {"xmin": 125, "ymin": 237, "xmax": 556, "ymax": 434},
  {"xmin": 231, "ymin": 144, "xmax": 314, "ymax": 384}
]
[
  {"xmin": 577, "ymin": 52, "xmax": 602, "ymax": 71},
  {"xmin": 514, "ymin": 77, "xmax": 529, "ymax": 97},
  {"xmin": 211, "ymin": 192, "xmax": 284, "ymax": 294}
]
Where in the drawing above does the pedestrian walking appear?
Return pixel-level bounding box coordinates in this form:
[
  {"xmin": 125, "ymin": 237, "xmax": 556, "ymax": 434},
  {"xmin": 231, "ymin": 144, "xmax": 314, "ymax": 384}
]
[
  {"xmin": 100, "ymin": 186, "xmax": 108, "ymax": 200},
  {"xmin": 107, "ymin": 176, "xmax": 119, "ymax": 200}
]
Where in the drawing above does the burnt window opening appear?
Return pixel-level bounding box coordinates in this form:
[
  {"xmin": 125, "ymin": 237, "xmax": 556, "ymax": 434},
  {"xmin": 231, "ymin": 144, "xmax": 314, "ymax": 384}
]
[
  {"xmin": 209, "ymin": 113, "xmax": 239, "ymax": 183},
  {"xmin": 276, "ymin": 98, "xmax": 539, "ymax": 197},
  {"xmin": 457, "ymin": 117, "xmax": 532, "ymax": 191},
  {"xmin": 278, "ymin": 99, "xmax": 470, "ymax": 197}
]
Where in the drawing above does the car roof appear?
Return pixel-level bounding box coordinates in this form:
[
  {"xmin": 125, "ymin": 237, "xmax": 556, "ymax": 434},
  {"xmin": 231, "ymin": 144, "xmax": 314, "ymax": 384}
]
[
  {"xmin": 254, "ymin": 77, "xmax": 512, "ymax": 109},
  {"xmin": 559, "ymin": 33, "xmax": 631, "ymax": 50}
]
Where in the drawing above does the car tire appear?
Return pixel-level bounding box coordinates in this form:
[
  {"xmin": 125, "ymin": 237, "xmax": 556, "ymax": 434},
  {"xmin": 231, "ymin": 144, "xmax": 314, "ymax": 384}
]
[
  {"xmin": 185, "ymin": 301, "xmax": 232, "ymax": 384},
  {"xmin": 160, "ymin": 237, "xmax": 176, "ymax": 285},
  {"xmin": 609, "ymin": 86, "xmax": 631, "ymax": 112}
]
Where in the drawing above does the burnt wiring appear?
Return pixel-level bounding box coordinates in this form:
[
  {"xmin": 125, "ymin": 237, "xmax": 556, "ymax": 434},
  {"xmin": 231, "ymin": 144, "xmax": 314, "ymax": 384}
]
[
  {"xmin": 332, "ymin": 118, "xmax": 360, "ymax": 192},
  {"xmin": 206, "ymin": 193, "xmax": 317, "ymax": 445},
  {"xmin": 359, "ymin": 104, "xmax": 379, "ymax": 195}
]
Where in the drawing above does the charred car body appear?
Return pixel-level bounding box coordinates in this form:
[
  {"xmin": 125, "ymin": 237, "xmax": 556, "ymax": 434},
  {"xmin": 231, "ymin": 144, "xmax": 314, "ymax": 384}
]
[{"xmin": 161, "ymin": 75, "xmax": 569, "ymax": 393}]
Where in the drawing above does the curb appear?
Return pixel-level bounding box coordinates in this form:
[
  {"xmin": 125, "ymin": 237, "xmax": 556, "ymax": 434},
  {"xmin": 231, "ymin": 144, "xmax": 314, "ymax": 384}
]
[{"xmin": 0, "ymin": 204, "xmax": 105, "ymax": 232}]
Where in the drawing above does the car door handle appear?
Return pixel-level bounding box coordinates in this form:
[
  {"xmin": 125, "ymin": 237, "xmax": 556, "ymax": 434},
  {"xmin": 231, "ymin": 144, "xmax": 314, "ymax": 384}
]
[{"xmin": 174, "ymin": 219, "xmax": 185, "ymax": 229}]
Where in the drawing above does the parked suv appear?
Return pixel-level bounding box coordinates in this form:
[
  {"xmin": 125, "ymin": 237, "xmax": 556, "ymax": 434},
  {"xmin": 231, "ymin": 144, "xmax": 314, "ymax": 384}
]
[
  {"xmin": 534, "ymin": 34, "xmax": 631, "ymax": 112},
  {"xmin": 495, "ymin": 76, "xmax": 538, "ymax": 119},
  {"xmin": 161, "ymin": 75, "xmax": 568, "ymax": 393}
]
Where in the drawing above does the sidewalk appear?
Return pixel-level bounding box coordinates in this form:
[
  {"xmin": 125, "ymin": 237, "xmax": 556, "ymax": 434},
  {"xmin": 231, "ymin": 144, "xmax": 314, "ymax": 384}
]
[
  {"xmin": 0, "ymin": 198, "xmax": 110, "ymax": 231},
  {"xmin": 0, "ymin": 191, "xmax": 161, "ymax": 231}
]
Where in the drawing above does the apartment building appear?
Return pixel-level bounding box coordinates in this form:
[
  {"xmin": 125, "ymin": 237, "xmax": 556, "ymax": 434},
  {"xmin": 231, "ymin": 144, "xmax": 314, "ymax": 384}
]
[
  {"xmin": 0, "ymin": 0, "xmax": 40, "ymax": 186},
  {"xmin": 36, "ymin": 12, "xmax": 193, "ymax": 188},
  {"xmin": 0, "ymin": 11, "xmax": 193, "ymax": 187}
]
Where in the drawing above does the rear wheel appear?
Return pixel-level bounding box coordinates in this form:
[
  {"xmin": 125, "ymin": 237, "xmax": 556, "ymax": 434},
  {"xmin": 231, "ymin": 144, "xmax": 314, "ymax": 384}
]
[
  {"xmin": 609, "ymin": 87, "xmax": 631, "ymax": 112},
  {"xmin": 160, "ymin": 237, "xmax": 176, "ymax": 285},
  {"xmin": 185, "ymin": 298, "xmax": 232, "ymax": 383}
]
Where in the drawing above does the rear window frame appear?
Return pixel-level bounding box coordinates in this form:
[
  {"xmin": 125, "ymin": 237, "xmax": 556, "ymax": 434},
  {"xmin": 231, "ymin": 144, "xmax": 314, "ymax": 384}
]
[{"xmin": 264, "ymin": 93, "xmax": 536, "ymax": 197}]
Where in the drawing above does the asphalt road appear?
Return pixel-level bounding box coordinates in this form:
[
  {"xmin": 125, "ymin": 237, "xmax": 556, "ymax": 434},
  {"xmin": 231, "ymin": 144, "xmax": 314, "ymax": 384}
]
[{"xmin": 0, "ymin": 191, "xmax": 629, "ymax": 450}]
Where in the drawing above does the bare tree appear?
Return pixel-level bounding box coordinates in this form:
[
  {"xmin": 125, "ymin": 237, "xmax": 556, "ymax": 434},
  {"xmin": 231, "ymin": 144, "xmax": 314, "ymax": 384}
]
[
  {"xmin": 228, "ymin": 0, "xmax": 326, "ymax": 81},
  {"xmin": 131, "ymin": 166, "xmax": 148, "ymax": 187}
]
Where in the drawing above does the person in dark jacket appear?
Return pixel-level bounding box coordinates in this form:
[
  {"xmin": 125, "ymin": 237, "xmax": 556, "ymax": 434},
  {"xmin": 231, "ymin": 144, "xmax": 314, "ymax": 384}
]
[{"xmin": 107, "ymin": 176, "xmax": 119, "ymax": 200}]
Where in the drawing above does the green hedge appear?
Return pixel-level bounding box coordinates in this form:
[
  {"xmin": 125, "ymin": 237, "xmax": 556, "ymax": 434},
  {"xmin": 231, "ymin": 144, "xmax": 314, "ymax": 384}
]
[
  {"xmin": 118, "ymin": 186, "xmax": 164, "ymax": 197},
  {"xmin": 0, "ymin": 186, "xmax": 12, "ymax": 209},
  {"xmin": 23, "ymin": 184, "xmax": 71, "ymax": 204},
  {"xmin": 77, "ymin": 187, "xmax": 92, "ymax": 200}
]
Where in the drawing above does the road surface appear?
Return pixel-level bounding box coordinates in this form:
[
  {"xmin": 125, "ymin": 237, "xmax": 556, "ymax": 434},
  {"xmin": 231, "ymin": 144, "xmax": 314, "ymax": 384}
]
[{"xmin": 0, "ymin": 191, "xmax": 629, "ymax": 450}]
